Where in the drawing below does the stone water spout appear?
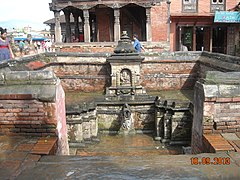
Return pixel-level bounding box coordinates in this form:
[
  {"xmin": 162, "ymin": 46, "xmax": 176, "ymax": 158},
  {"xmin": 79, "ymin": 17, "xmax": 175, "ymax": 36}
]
[{"xmin": 121, "ymin": 103, "xmax": 132, "ymax": 131}]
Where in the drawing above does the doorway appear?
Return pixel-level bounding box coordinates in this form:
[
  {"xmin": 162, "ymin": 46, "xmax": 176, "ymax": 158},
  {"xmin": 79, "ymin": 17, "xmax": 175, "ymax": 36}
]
[
  {"xmin": 196, "ymin": 27, "xmax": 204, "ymax": 51},
  {"xmin": 212, "ymin": 27, "xmax": 227, "ymax": 54}
]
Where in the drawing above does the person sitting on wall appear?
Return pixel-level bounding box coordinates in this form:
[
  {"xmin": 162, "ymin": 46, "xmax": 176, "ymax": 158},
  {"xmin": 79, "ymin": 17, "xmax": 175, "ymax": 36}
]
[{"xmin": 133, "ymin": 34, "xmax": 145, "ymax": 53}]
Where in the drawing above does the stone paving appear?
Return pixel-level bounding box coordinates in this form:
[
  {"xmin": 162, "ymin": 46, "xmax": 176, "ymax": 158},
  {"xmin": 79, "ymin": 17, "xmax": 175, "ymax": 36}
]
[
  {"xmin": 0, "ymin": 134, "xmax": 240, "ymax": 179},
  {"xmin": 0, "ymin": 135, "xmax": 41, "ymax": 179}
]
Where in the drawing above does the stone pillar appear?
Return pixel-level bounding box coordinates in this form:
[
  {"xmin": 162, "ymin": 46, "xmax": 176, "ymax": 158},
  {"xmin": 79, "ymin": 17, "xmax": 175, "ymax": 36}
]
[
  {"xmin": 146, "ymin": 8, "xmax": 152, "ymax": 42},
  {"xmin": 54, "ymin": 11, "xmax": 62, "ymax": 43},
  {"xmin": 114, "ymin": 8, "xmax": 121, "ymax": 42},
  {"xmin": 162, "ymin": 109, "xmax": 172, "ymax": 143},
  {"xmin": 73, "ymin": 12, "xmax": 80, "ymax": 41},
  {"xmin": 64, "ymin": 10, "xmax": 71, "ymax": 43},
  {"xmin": 83, "ymin": 9, "xmax": 91, "ymax": 42},
  {"xmin": 154, "ymin": 98, "xmax": 165, "ymax": 141}
]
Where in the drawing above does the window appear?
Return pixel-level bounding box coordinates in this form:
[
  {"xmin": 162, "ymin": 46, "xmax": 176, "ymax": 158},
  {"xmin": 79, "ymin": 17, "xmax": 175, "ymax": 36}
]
[
  {"xmin": 211, "ymin": 0, "xmax": 225, "ymax": 12},
  {"xmin": 212, "ymin": 0, "xmax": 224, "ymax": 4},
  {"xmin": 182, "ymin": 0, "xmax": 198, "ymax": 12}
]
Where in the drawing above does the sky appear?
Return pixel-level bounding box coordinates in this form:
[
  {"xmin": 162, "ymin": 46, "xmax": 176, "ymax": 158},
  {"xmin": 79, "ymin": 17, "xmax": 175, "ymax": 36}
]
[{"xmin": 0, "ymin": 0, "xmax": 54, "ymax": 30}]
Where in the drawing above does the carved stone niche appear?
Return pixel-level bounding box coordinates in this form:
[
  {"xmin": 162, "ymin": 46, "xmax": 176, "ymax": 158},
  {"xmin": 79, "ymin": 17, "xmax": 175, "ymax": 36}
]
[{"xmin": 106, "ymin": 31, "xmax": 146, "ymax": 96}]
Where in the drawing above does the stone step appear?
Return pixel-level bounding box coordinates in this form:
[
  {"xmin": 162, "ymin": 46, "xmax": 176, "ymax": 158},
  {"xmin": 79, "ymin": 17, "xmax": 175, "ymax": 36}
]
[
  {"xmin": 31, "ymin": 137, "xmax": 58, "ymax": 155},
  {"xmin": 203, "ymin": 134, "xmax": 235, "ymax": 153}
]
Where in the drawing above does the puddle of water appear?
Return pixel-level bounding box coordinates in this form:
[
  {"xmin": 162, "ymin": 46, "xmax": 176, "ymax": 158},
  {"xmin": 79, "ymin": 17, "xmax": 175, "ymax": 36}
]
[
  {"xmin": 74, "ymin": 134, "xmax": 183, "ymax": 156},
  {"xmin": 65, "ymin": 90, "xmax": 193, "ymax": 106},
  {"xmin": 65, "ymin": 91, "xmax": 104, "ymax": 106},
  {"xmin": 148, "ymin": 90, "xmax": 193, "ymax": 102}
]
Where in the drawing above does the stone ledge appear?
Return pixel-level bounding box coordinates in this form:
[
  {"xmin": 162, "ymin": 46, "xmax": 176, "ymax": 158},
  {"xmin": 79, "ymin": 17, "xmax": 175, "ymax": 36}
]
[
  {"xmin": 198, "ymin": 82, "xmax": 240, "ymax": 98},
  {"xmin": 0, "ymin": 71, "xmax": 59, "ymax": 102},
  {"xmin": 31, "ymin": 137, "xmax": 58, "ymax": 155},
  {"xmin": 0, "ymin": 70, "xmax": 57, "ymax": 85}
]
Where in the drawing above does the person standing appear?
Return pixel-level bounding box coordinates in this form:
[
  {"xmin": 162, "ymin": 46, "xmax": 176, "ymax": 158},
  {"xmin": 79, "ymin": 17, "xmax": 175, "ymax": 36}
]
[
  {"xmin": 19, "ymin": 40, "xmax": 25, "ymax": 56},
  {"xmin": 0, "ymin": 27, "xmax": 14, "ymax": 61},
  {"xmin": 133, "ymin": 34, "xmax": 144, "ymax": 53}
]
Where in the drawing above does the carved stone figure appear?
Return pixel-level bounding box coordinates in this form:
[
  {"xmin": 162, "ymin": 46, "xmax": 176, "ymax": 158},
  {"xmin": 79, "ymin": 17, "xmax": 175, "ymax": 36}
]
[
  {"xmin": 120, "ymin": 69, "xmax": 131, "ymax": 86},
  {"xmin": 121, "ymin": 103, "xmax": 132, "ymax": 130}
]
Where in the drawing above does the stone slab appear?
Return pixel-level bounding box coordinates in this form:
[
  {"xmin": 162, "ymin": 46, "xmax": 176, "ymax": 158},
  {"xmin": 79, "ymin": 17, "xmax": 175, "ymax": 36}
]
[
  {"xmin": 236, "ymin": 132, "xmax": 240, "ymax": 139},
  {"xmin": 232, "ymin": 140, "xmax": 240, "ymax": 150},
  {"xmin": 221, "ymin": 133, "xmax": 240, "ymax": 141},
  {"xmin": 203, "ymin": 134, "xmax": 235, "ymax": 152},
  {"xmin": 31, "ymin": 137, "xmax": 57, "ymax": 155}
]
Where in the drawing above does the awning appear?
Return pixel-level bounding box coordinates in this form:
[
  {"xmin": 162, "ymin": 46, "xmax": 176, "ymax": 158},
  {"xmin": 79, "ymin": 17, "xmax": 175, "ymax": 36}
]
[
  {"xmin": 214, "ymin": 11, "xmax": 240, "ymax": 23},
  {"xmin": 14, "ymin": 37, "xmax": 27, "ymax": 41}
]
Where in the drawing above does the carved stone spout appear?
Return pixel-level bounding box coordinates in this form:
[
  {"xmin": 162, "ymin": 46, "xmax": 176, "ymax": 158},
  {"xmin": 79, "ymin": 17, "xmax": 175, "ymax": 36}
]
[{"xmin": 121, "ymin": 103, "xmax": 132, "ymax": 130}]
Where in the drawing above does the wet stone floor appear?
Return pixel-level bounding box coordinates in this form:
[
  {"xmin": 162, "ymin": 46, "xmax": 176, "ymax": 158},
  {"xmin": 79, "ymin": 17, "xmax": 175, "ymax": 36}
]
[
  {"xmin": 1, "ymin": 135, "xmax": 240, "ymax": 179},
  {"xmin": 71, "ymin": 134, "xmax": 183, "ymax": 156}
]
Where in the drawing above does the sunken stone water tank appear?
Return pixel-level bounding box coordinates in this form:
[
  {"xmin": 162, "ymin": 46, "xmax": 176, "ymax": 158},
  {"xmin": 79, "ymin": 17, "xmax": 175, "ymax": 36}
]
[{"xmin": 67, "ymin": 32, "xmax": 193, "ymax": 147}]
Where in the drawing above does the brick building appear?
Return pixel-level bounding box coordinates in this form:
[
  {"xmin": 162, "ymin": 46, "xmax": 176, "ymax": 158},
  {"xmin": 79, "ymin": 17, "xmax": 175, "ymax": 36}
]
[
  {"xmin": 170, "ymin": 0, "xmax": 240, "ymax": 55},
  {"xmin": 49, "ymin": 0, "xmax": 170, "ymax": 48},
  {"xmin": 49, "ymin": 0, "xmax": 239, "ymax": 55}
]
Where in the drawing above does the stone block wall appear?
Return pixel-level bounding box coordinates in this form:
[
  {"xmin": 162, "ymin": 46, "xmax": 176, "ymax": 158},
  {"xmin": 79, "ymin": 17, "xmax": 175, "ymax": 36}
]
[
  {"xmin": 67, "ymin": 110, "xmax": 98, "ymax": 147},
  {"xmin": 0, "ymin": 70, "xmax": 69, "ymax": 155},
  {"xmin": 97, "ymin": 103, "xmax": 155, "ymax": 133},
  {"xmin": 192, "ymin": 71, "xmax": 240, "ymax": 154}
]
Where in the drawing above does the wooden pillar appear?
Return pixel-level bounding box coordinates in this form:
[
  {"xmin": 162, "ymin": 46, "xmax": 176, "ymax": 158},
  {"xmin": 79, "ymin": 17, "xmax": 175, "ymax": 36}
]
[
  {"xmin": 64, "ymin": 10, "xmax": 71, "ymax": 43},
  {"xmin": 167, "ymin": 0, "xmax": 171, "ymax": 42},
  {"xmin": 210, "ymin": 27, "xmax": 213, "ymax": 52},
  {"xmin": 114, "ymin": 8, "xmax": 121, "ymax": 42},
  {"xmin": 146, "ymin": 8, "xmax": 152, "ymax": 42},
  {"xmin": 83, "ymin": 9, "xmax": 91, "ymax": 42},
  {"xmin": 193, "ymin": 26, "xmax": 196, "ymax": 51},
  {"xmin": 179, "ymin": 26, "xmax": 182, "ymax": 51},
  {"xmin": 73, "ymin": 12, "xmax": 80, "ymax": 42},
  {"xmin": 54, "ymin": 10, "xmax": 62, "ymax": 43}
]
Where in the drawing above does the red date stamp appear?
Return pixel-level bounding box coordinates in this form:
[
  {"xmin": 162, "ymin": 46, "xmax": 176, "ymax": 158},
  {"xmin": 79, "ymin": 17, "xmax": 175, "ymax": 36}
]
[{"xmin": 191, "ymin": 157, "xmax": 231, "ymax": 165}]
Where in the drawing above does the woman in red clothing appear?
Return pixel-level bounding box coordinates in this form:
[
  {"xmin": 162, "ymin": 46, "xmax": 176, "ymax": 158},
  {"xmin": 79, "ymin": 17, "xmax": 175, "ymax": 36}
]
[{"xmin": 0, "ymin": 27, "xmax": 14, "ymax": 61}]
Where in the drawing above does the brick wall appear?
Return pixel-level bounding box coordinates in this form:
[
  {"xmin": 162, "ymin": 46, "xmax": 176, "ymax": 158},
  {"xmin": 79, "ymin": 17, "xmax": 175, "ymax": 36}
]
[
  {"xmin": 171, "ymin": 0, "xmax": 238, "ymax": 14},
  {"xmin": 192, "ymin": 70, "xmax": 240, "ymax": 153},
  {"xmin": 203, "ymin": 97, "xmax": 240, "ymax": 134},
  {"xmin": 0, "ymin": 96, "xmax": 56, "ymax": 136},
  {"xmin": 141, "ymin": 60, "xmax": 198, "ymax": 90},
  {"xmin": 151, "ymin": 3, "xmax": 168, "ymax": 41},
  {"xmin": 39, "ymin": 52, "xmax": 200, "ymax": 92},
  {"xmin": 0, "ymin": 71, "xmax": 69, "ymax": 155}
]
